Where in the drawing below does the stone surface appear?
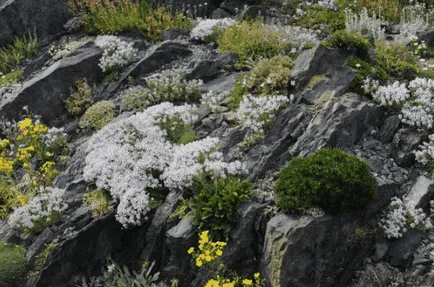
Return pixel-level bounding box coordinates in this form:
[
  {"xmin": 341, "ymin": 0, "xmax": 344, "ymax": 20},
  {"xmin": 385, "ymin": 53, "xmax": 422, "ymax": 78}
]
[
  {"xmin": 392, "ymin": 127, "xmax": 426, "ymax": 167},
  {"xmin": 376, "ymin": 115, "xmax": 401, "ymax": 143},
  {"xmin": 387, "ymin": 229, "xmax": 422, "ymax": 268},
  {"xmin": 0, "ymin": 44, "xmax": 103, "ymax": 125},
  {"xmin": 0, "ymin": 0, "xmax": 70, "ymax": 47}
]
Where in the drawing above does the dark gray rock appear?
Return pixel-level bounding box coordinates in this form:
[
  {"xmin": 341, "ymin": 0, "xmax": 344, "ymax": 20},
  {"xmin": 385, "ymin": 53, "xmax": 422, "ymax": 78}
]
[
  {"xmin": 372, "ymin": 239, "xmax": 390, "ymax": 262},
  {"xmin": 210, "ymin": 7, "xmax": 232, "ymax": 19},
  {"xmin": 0, "ymin": 45, "xmax": 104, "ymax": 125},
  {"xmin": 26, "ymin": 228, "xmax": 56, "ymax": 265},
  {"xmin": 186, "ymin": 51, "xmax": 238, "ymax": 82},
  {"xmin": 162, "ymin": 28, "xmax": 190, "ymax": 41},
  {"xmin": 392, "ymin": 127, "xmax": 426, "ymax": 167},
  {"xmin": 0, "ymin": 0, "xmax": 70, "ymax": 47},
  {"xmin": 376, "ymin": 115, "xmax": 401, "ymax": 143},
  {"xmin": 101, "ymin": 41, "xmax": 192, "ymax": 98},
  {"xmin": 240, "ymin": 5, "xmax": 288, "ymax": 21},
  {"xmin": 420, "ymin": 28, "xmax": 434, "ymax": 48},
  {"xmin": 289, "ymin": 95, "xmax": 385, "ymax": 157},
  {"xmin": 387, "ymin": 229, "xmax": 422, "ymax": 268},
  {"xmin": 162, "ymin": 215, "xmax": 197, "ymax": 285},
  {"xmin": 291, "ymin": 45, "xmax": 353, "ymax": 94}
]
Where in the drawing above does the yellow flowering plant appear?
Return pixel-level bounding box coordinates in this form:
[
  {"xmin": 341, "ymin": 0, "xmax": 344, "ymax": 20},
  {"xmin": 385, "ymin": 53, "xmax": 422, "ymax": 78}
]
[
  {"xmin": 0, "ymin": 116, "xmax": 69, "ymax": 220},
  {"xmin": 189, "ymin": 231, "xmax": 264, "ymax": 287}
]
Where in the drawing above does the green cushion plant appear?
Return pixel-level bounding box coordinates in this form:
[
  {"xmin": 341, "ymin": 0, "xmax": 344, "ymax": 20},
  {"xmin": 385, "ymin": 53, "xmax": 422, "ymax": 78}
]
[
  {"xmin": 275, "ymin": 148, "xmax": 376, "ymax": 214},
  {"xmin": 0, "ymin": 242, "xmax": 27, "ymax": 287}
]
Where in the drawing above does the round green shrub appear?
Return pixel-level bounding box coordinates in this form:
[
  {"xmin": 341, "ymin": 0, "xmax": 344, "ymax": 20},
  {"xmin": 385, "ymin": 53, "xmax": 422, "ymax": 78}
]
[
  {"xmin": 275, "ymin": 148, "xmax": 376, "ymax": 214},
  {"xmin": 79, "ymin": 100, "xmax": 116, "ymax": 130},
  {"xmin": 323, "ymin": 30, "xmax": 371, "ymax": 55},
  {"xmin": 0, "ymin": 242, "xmax": 27, "ymax": 287}
]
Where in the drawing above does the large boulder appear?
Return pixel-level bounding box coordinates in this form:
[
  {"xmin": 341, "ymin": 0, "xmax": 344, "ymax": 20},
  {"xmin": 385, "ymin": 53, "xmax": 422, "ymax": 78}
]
[{"xmin": 0, "ymin": 0, "xmax": 70, "ymax": 47}]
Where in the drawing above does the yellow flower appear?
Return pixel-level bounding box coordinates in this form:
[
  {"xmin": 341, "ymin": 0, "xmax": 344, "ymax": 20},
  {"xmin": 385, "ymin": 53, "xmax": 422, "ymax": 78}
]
[
  {"xmin": 242, "ymin": 279, "xmax": 253, "ymax": 286},
  {"xmin": 216, "ymin": 241, "xmax": 227, "ymax": 247},
  {"xmin": 23, "ymin": 162, "xmax": 30, "ymax": 169},
  {"xmin": 17, "ymin": 194, "xmax": 28, "ymax": 206},
  {"xmin": 17, "ymin": 118, "xmax": 32, "ymax": 131},
  {"xmin": 205, "ymin": 255, "xmax": 212, "ymax": 262},
  {"xmin": 222, "ymin": 283, "xmax": 235, "ymax": 287},
  {"xmin": 204, "ymin": 279, "xmax": 220, "ymax": 287},
  {"xmin": 254, "ymin": 273, "xmax": 260, "ymax": 279},
  {"xmin": 216, "ymin": 250, "xmax": 223, "ymax": 256},
  {"xmin": 0, "ymin": 156, "xmax": 14, "ymax": 175},
  {"xmin": 187, "ymin": 247, "xmax": 194, "ymax": 254},
  {"xmin": 195, "ymin": 258, "xmax": 203, "ymax": 267},
  {"xmin": 0, "ymin": 139, "xmax": 10, "ymax": 150}
]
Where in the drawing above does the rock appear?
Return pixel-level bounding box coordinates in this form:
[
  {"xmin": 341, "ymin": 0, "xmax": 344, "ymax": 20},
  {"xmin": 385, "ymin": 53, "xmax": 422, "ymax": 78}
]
[
  {"xmin": 405, "ymin": 176, "xmax": 434, "ymax": 210},
  {"xmin": 210, "ymin": 7, "xmax": 232, "ymax": 18},
  {"xmin": 0, "ymin": 44, "xmax": 104, "ymax": 125},
  {"xmin": 420, "ymin": 28, "xmax": 434, "ymax": 48},
  {"xmin": 289, "ymin": 95, "xmax": 385, "ymax": 157},
  {"xmin": 376, "ymin": 115, "xmax": 401, "ymax": 143},
  {"xmin": 392, "ymin": 127, "xmax": 425, "ymax": 167},
  {"xmin": 26, "ymin": 228, "xmax": 56, "ymax": 264},
  {"xmin": 261, "ymin": 213, "xmax": 367, "ymax": 287},
  {"xmin": 186, "ymin": 51, "xmax": 238, "ymax": 82},
  {"xmin": 162, "ymin": 215, "xmax": 197, "ymax": 285},
  {"xmin": 372, "ymin": 239, "xmax": 390, "ymax": 262},
  {"xmin": 220, "ymin": 0, "xmax": 257, "ymax": 14},
  {"xmin": 0, "ymin": 0, "xmax": 70, "ymax": 47},
  {"xmin": 291, "ymin": 45, "xmax": 353, "ymax": 94},
  {"xmin": 201, "ymin": 72, "xmax": 240, "ymax": 93},
  {"xmin": 240, "ymin": 5, "xmax": 287, "ymax": 22},
  {"xmin": 101, "ymin": 41, "xmax": 192, "ymax": 98},
  {"xmin": 162, "ymin": 28, "xmax": 190, "ymax": 41},
  {"xmin": 387, "ymin": 229, "xmax": 422, "ymax": 268}
]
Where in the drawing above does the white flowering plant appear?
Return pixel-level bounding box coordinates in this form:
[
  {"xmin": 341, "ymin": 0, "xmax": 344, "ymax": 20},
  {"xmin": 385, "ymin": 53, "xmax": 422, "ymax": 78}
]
[
  {"xmin": 236, "ymin": 94, "xmax": 290, "ymax": 148},
  {"xmin": 379, "ymin": 196, "xmax": 432, "ymax": 239},
  {"xmin": 95, "ymin": 36, "xmax": 138, "ymax": 73},
  {"xmin": 191, "ymin": 18, "xmax": 236, "ymax": 42},
  {"xmin": 83, "ymin": 102, "xmax": 243, "ymax": 228},
  {"xmin": 200, "ymin": 91, "xmax": 231, "ymax": 113},
  {"xmin": 8, "ymin": 187, "xmax": 68, "ymax": 233}
]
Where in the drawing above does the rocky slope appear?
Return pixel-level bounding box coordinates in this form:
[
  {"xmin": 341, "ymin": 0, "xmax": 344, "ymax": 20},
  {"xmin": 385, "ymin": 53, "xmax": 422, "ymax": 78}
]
[{"xmin": 1, "ymin": 1, "xmax": 434, "ymax": 287}]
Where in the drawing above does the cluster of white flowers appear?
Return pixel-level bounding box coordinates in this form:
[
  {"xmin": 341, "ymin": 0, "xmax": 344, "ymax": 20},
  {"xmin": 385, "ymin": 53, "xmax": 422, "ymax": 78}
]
[
  {"xmin": 395, "ymin": 4, "xmax": 430, "ymax": 45},
  {"xmin": 95, "ymin": 36, "xmax": 138, "ymax": 72},
  {"xmin": 200, "ymin": 90, "xmax": 231, "ymax": 113},
  {"xmin": 41, "ymin": 127, "xmax": 66, "ymax": 147},
  {"xmin": 83, "ymin": 102, "xmax": 243, "ymax": 228},
  {"xmin": 49, "ymin": 37, "xmax": 92, "ymax": 60},
  {"xmin": 366, "ymin": 77, "xmax": 434, "ymax": 129},
  {"xmin": 191, "ymin": 18, "xmax": 236, "ymax": 40},
  {"xmin": 236, "ymin": 94, "xmax": 289, "ymax": 134},
  {"xmin": 8, "ymin": 187, "xmax": 68, "ymax": 230},
  {"xmin": 277, "ymin": 25, "xmax": 320, "ymax": 53},
  {"xmin": 372, "ymin": 81, "xmax": 410, "ymax": 106},
  {"xmin": 415, "ymin": 134, "xmax": 434, "ymax": 165},
  {"xmin": 345, "ymin": 8, "xmax": 385, "ymax": 41},
  {"xmin": 317, "ymin": 0, "xmax": 337, "ymax": 10},
  {"xmin": 145, "ymin": 68, "xmax": 203, "ymax": 102},
  {"xmin": 119, "ymin": 86, "xmax": 152, "ymax": 112},
  {"xmin": 379, "ymin": 196, "xmax": 432, "ymax": 238}
]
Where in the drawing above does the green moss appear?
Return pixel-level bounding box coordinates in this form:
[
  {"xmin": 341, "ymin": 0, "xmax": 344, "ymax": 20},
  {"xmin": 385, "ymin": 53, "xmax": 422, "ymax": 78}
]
[
  {"xmin": 374, "ymin": 41, "xmax": 419, "ymax": 80},
  {"xmin": 0, "ymin": 69, "xmax": 23, "ymax": 87},
  {"xmin": 307, "ymin": 75, "xmax": 329, "ymax": 90},
  {"xmin": 0, "ymin": 242, "xmax": 27, "ymax": 287},
  {"xmin": 293, "ymin": 6, "xmax": 345, "ymax": 36},
  {"xmin": 323, "ymin": 30, "xmax": 371, "ymax": 55},
  {"xmin": 347, "ymin": 57, "xmax": 390, "ymax": 96},
  {"xmin": 79, "ymin": 101, "xmax": 116, "ymax": 130},
  {"xmin": 228, "ymin": 74, "xmax": 249, "ymax": 110},
  {"xmin": 275, "ymin": 148, "xmax": 376, "ymax": 214},
  {"xmin": 64, "ymin": 78, "xmax": 93, "ymax": 117},
  {"xmin": 31, "ymin": 242, "xmax": 57, "ymax": 276},
  {"xmin": 217, "ymin": 20, "xmax": 309, "ymax": 67},
  {"xmin": 156, "ymin": 115, "xmax": 196, "ymax": 145},
  {"xmin": 83, "ymin": 190, "xmax": 113, "ymax": 217}
]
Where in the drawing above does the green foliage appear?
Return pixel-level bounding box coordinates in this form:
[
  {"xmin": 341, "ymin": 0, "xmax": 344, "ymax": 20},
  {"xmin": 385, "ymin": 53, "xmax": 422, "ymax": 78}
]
[
  {"xmin": 68, "ymin": 0, "xmax": 193, "ymax": 43},
  {"xmin": 217, "ymin": 20, "xmax": 308, "ymax": 67},
  {"xmin": 64, "ymin": 78, "xmax": 94, "ymax": 117},
  {"xmin": 293, "ymin": 6, "xmax": 345, "ymax": 35},
  {"xmin": 79, "ymin": 101, "xmax": 116, "ymax": 130},
  {"xmin": 229, "ymin": 74, "xmax": 249, "ymax": 110},
  {"xmin": 347, "ymin": 57, "xmax": 390, "ymax": 96},
  {"xmin": 0, "ymin": 69, "xmax": 23, "ymax": 87},
  {"xmin": 156, "ymin": 115, "xmax": 196, "ymax": 145},
  {"xmin": 83, "ymin": 190, "xmax": 113, "ymax": 217},
  {"xmin": 0, "ymin": 178, "xmax": 20, "ymax": 221},
  {"xmin": 374, "ymin": 41, "xmax": 419, "ymax": 80},
  {"xmin": 0, "ymin": 242, "xmax": 27, "ymax": 287},
  {"xmin": 80, "ymin": 260, "xmax": 169, "ymax": 287},
  {"xmin": 244, "ymin": 55, "xmax": 293, "ymax": 95},
  {"xmin": 120, "ymin": 87, "xmax": 151, "ymax": 112},
  {"xmin": 30, "ymin": 242, "xmax": 57, "ymax": 276},
  {"xmin": 323, "ymin": 30, "xmax": 371, "ymax": 55},
  {"xmin": 0, "ymin": 30, "xmax": 38, "ymax": 74},
  {"xmin": 275, "ymin": 148, "xmax": 376, "ymax": 214},
  {"xmin": 189, "ymin": 174, "xmax": 252, "ymax": 237}
]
